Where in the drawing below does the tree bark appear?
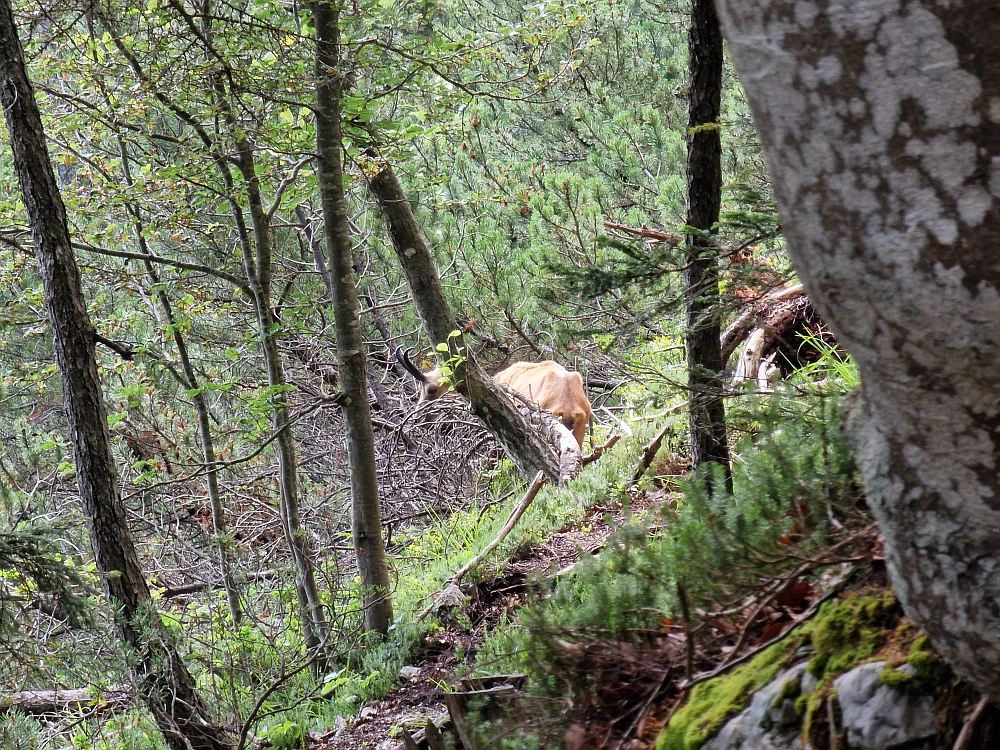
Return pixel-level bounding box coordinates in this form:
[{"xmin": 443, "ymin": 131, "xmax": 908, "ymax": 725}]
[
  {"xmin": 0, "ymin": 5, "xmax": 232, "ymax": 748},
  {"xmin": 313, "ymin": 0, "xmax": 394, "ymax": 635},
  {"xmin": 716, "ymin": 0, "xmax": 1000, "ymax": 699},
  {"xmin": 365, "ymin": 157, "xmax": 567, "ymax": 484},
  {"xmin": 685, "ymin": 0, "xmax": 732, "ymax": 490}
]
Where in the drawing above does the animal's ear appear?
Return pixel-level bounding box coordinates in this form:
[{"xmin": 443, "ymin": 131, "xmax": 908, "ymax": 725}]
[{"xmin": 395, "ymin": 348, "xmax": 428, "ymax": 382}]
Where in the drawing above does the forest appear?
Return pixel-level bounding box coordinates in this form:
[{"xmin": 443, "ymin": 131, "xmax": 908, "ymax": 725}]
[{"xmin": 0, "ymin": 0, "xmax": 998, "ymax": 748}]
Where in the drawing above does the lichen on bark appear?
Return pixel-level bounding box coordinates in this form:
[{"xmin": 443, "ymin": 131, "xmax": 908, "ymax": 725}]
[{"xmin": 715, "ymin": 0, "xmax": 1000, "ymax": 699}]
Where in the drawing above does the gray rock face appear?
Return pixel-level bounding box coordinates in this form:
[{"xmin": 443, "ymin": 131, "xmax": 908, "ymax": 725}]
[
  {"xmin": 701, "ymin": 660, "xmax": 936, "ymax": 750},
  {"xmin": 704, "ymin": 662, "xmax": 812, "ymax": 750},
  {"xmin": 833, "ymin": 662, "xmax": 936, "ymax": 750}
]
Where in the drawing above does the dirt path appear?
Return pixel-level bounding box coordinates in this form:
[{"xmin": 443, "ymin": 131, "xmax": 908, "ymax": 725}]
[{"xmin": 315, "ymin": 493, "xmax": 657, "ymax": 750}]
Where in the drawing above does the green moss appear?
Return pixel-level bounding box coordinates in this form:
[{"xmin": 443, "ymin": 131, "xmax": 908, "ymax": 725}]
[
  {"xmin": 878, "ymin": 635, "xmax": 949, "ymax": 694},
  {"xmin": 771, "ymin": 675, "xmax": 802, "ymax": 709},
  {"xmin": 657, "ymin": 591, "xmax": 902, "ymax": 750},
  {"xmin": 655, "ymin": 637, "xmax": 799, "ymax": 750},
  {"xmin": 807, "ymin": 591, "xmax": 897, "ymax": 680},
  {"xmin": 794, "ymin": 693, "xmax": 809, "ymax": 717}
]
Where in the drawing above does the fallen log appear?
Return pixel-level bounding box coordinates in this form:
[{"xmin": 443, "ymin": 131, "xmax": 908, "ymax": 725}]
[
  {"xmin": 721, "ymin": 283, "xmax": 805, "ymax": 366},
  {"xmin": 1, "ymin": 685, "xmax": 131, "ymax": 715}
]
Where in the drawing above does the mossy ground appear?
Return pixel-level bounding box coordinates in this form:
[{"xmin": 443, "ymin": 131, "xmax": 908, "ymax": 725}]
[
  {"xmin": 655, "ymin": 636, "xmax": 802, "ymax": 750},
  {"xmin": 655, "ymin": 589, "xmax": 956, "ymax": 750}
]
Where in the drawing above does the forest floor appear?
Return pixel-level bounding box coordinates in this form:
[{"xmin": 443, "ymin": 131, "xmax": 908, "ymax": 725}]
[{"xmin": 314, "ymin": 490, "xmax": 662, "ymax": 750}]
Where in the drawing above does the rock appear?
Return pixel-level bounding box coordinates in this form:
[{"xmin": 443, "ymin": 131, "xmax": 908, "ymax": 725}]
[
  {"xmin": 399, "ymin": 665, "xmax": 422, "ymax": 681},
  {"xmin": 333, "ymin": 715, "xmax": 346, "ymax": 737},
  {"xmin": 700, "ymin": 658, "xmax": 937, "ymax": 750},
  {"xmin": 800, "ymin": 670, "xmax": 818, "ymax": 697},
  {"xmin": 833, "ymin": 662, "xmax": 936, "ymax": 750},
  {"xmin": 704, "ymin": 662, "xmax": 811, "ymax": 750},
  {"xmin": 434, "ymin": 583, "xmax": 467, "ymax": 611},
  {"xmin": 432, "ymin": 583, "xmax": 470, "ymax": 629}
]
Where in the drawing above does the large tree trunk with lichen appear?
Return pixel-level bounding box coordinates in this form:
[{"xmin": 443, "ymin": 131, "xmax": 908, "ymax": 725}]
[
  {"xmin": 716, "ymin": 0, "xmax": 1000, "ymax": 699},
  {"xmin": 0, "ymin": 4, "xmax": 232, "ymax": 747},
  {"xmin": 313, "ymin": 0, "xmax": 393, "ymax": 635},
  {"xmin": 366, "ymin": 156, "xmax": 570, "ymax": 485},
  {"xmin": 685, "ymin": 0, "xmax": 732, "ymax": 490}
]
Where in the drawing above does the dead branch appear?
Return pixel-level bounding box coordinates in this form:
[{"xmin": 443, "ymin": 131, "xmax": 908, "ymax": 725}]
[
  {"xmin": 603, "ymin": 220, "xmax": 683, "ymax": 246},
  {"xmin": 158, "ymin": 569, "xmax": 280, "ymax": 598},
  {"xmin": 1, "ymin": 686, "xmax": 131, "ymax": 715},
  {"xmin": 716, "ymin": 579, "xmax": 789, "ymax": 670},
  {"xmin": 721, "ymin": 283, "xmax": 805, "ymax": 366},
  {"xmin": 582, "ymin": 434, "xmax": 621, "ymax": 467},
  {"xmin": 632, "ymin": 405, "xmax": 684, "ymax": 482},
  {"xmin": 952, "ymin": 697, "xmax": 991, "ymax": 750},
  {"xmin": 416, "ymin": 472, "xmax": 548, "ymax": 623}
]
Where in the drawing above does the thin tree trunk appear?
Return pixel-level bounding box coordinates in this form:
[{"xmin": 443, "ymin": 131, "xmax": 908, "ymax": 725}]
[
  {"xmin": 199, "ymin": 9, "xmax": 328, "ymax": 653},
  {"xmin": 365, "ymin": 157, "xmax": 566, "ymax": 483},
  {"xmin": 117, "ymin": 139, "xmax": 243, "ymax": 625},
  {"xmin": 0, "ymin": 6, "xmax": 231, "ymax": 748},
  {"xmin": 685, "ymin": 0, "xmax": 732, "ymax": 491},
  {"xmin": 716, "ymin": 0, "xmax": 1000, "ymax": 699},
  {"xmin": 313, "ymin": 0, "xmax": 393, "ymax": 634},
  {"xmin": 226, "ymin": 128, "xmax": 328, "ymax": 654},
  {"xmin": 91, "ymin": 5, "xmax": 325, "ymax": 652}
]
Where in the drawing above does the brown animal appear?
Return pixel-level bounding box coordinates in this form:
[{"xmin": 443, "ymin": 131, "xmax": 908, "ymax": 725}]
[{"xmin": 396, "ymin": 349, "xmax": 592, "ymax": 448}]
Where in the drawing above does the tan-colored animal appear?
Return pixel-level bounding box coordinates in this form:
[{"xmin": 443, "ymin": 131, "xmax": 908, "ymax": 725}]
[{"xmin": 396, "ymin": 349, "xmax": 592, "ymax": 448}]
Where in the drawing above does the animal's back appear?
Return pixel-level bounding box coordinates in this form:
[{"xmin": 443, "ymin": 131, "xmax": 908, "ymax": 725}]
[{"xmin": 494, "ymin": 362, "xmax": 591, "ymax": 447}]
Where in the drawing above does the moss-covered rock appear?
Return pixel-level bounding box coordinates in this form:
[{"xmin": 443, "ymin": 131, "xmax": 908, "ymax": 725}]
[
  {"xmin": 807, "ymin": 590, "xmax": 898, "ymax": 680},
  {"xmin": 655, "ymin": 637, "xmax": 800, "ymax": 750},
  {"xmin": 655, "ymin": 590, "xmax": 958, "ymax": 750},
  {"xmin": 878, "ymin": 636, "xmax": 949, "ymax": 695}
]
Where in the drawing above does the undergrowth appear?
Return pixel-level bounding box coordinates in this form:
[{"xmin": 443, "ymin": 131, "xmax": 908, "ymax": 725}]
[{"xmin": 472, "ymin": 377, "xmax": 869, "ymax": 741}]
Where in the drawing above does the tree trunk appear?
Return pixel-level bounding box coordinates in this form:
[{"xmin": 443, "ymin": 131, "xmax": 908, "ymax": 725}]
[
  {"xmin": 118, "ymin": 138, "xmax": 242, "ymax": 625},
  {"xmin": 685, "ymin": 0, "xmax": 732, "ymax": 490},
  {"xmin": 716, "ymin": 0, "xmax": 1000, "ymax": 700},
  {"xmin": 313, "ymin": 0, "xmax": 394, "ymax": 635},
  {"xmin": 365, "ymin": 157, "xmax": 568, "ymax": 484},
  {"xmin": 0, "ymin": 6, "xmax": 232, "ymax": 748},
  {"xmin": 205, "ymin": 61, "xmax": 328, "ymax": 655}
]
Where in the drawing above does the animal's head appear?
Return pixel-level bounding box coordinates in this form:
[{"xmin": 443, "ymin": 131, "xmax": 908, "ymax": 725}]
[{"xmin": 396, "ymin": 348, "xmax": 453, "ymax": 402}]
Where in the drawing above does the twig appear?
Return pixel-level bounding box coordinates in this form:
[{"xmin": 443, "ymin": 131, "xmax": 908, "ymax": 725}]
[
  {"xmin": 952, "ymin": 697, "xmax": 990, "ymax": 750},
  {"xmin": 582, "ymin": 434, "xmax": 621, "ymax": 467},
  {"xmin": 416, "ymin": 472, "xmax": 548, "ymax": 622},
  {"xmin": 73, "ymin": 241, "xmax": 252, "ymax": 293},
  {"xmin": 598, "ymin": 406, "xmax": 633, "ymax": 437},
  {"xmin": 679, "ymin": 567, "xmax": 852, "ymax": 692},
  {"xmin": 716, "ymin": 584, "xmax": 784, "ymax": 670},
  {"xmin": 677, "ymin": 584, "xmax": 695, "ymax": 681},
  {"xmin": 235, "ymin": 649, "xmax": 328, "ymax": 750},
  {"xmin": 615, "ymin": 666, "xmax": 673, "ymax": 750},
  {"xmin": 632, "ymin": 407, "xmax": 684, "ymax": 482}
]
